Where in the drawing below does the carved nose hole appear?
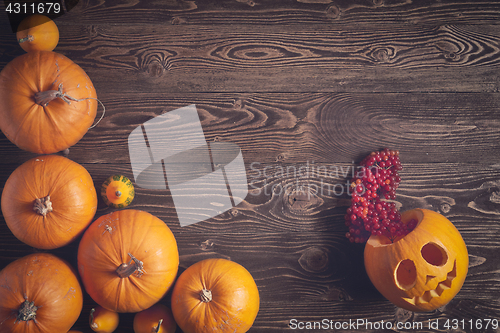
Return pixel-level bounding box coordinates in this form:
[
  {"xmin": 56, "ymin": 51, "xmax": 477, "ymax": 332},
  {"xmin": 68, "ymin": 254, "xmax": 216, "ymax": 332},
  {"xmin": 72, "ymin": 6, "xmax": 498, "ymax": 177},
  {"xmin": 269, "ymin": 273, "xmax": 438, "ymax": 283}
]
[
  {"xmin": 421, "ymin": 242, "xmax": 448, "ymax": 266},
  {"xmin": 395, "ymin": 259, "xmax": 417, "ymax": 290},
  {"xmin": 426, "ymin": 275, "xmax": 436, "ymax": 285}
]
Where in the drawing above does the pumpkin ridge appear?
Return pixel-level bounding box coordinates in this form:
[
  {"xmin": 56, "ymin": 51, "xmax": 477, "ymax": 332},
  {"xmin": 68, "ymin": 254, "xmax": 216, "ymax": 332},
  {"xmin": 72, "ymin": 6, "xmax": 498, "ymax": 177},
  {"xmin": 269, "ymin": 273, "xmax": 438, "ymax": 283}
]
[
  {"xmin": 10, "ymin": 104, "xmax": 42, "ymax": 149},
  {"xmin": 90, "ymin": 233, "xmax": 121, "ymax": 266},
  {"xmin": 9, "ymin": 58, "xmax": 39, "ymax": 93},
  {"xmin": 124, "ymin": 273, "xmax": 161, "ymax": 301},
  {"xmin": 41, "ymin": 105, "xmax": 72, "ymax": 150},
  {"xmin": 13, "ymin": 159, "xmax": 40, "ymax": 201},
  {"xmin": 127, "ymin": 215, "xmax": 165, "ymax": 262}
]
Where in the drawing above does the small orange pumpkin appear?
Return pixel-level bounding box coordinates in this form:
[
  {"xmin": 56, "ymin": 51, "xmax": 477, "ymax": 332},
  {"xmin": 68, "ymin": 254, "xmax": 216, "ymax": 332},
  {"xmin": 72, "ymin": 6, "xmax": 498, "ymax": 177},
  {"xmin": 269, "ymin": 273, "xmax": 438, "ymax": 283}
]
[
  {"xmin": 364, "ymin": 208, "xmax": 468, "ymax": 312},
  {"xmin": 90, "ymin": 306, "xmax": 119, "ymax": 333},
  {"xmin": 171, "ymin": 258, "xmax": 260, "ymax": 333},
  {"xmin": 101, "ymin": 175, "xmax": 135, "ymax": 208},
  {"xmin": 1, "ymin": 154, "xmax": 98, "ymax": 249},
  {"xmin": 77, "ymin": 209, "xmax": 179, "ymax": 313},
  {"xmin": 0, "ymin": 51, "xmax": 98, "ymax": 154},
  {"xmin": 133, "ymin": 304, "xmax": 176, "ymax": 333},
  {"xmin": 0, "ymin": 253, "xmax": 83, "ymax": 333},
  {"xmin": 16, "ymin": 14, "xmax": 59, "ymax": 52}
]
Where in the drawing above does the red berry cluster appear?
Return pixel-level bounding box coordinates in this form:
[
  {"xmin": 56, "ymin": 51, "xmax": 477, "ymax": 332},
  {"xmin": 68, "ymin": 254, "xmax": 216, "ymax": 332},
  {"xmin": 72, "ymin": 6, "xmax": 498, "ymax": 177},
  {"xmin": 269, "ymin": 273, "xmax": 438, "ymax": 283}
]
[{"xmin": 345, "ymin": 149, "xmax": 417, "ymax": 243}]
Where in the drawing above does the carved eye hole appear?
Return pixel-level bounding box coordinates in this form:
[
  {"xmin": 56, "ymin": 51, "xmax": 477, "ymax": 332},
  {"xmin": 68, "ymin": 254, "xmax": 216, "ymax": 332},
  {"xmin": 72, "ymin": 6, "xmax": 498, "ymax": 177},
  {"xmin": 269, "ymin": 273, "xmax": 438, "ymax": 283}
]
[
  {"xmin": 395, "ymin": 259, "xmax": 417, "ymax": 290},
  {"xmin": 421, "ymin": 242, "xmax": 448, "ymax": 266}
]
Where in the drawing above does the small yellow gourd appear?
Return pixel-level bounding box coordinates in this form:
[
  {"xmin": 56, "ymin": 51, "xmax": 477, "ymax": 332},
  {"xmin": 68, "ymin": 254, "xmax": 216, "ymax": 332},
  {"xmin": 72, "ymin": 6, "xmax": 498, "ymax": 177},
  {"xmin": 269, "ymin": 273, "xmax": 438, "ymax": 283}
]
[
  {"xmin": 101, "ymin": 175, "xmax": 135, "ymax": 208},
  {"xmin": 89, "ymin": 306, "xmax": 119, "ymax": 333}
]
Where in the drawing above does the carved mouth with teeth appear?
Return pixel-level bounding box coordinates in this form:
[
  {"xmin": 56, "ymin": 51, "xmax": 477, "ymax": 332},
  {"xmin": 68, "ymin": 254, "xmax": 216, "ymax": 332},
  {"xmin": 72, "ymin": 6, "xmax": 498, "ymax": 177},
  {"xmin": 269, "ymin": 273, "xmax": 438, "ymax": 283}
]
[{"xmin": 403, "ymin": 260, "xmax": 457, "ymax": 306}]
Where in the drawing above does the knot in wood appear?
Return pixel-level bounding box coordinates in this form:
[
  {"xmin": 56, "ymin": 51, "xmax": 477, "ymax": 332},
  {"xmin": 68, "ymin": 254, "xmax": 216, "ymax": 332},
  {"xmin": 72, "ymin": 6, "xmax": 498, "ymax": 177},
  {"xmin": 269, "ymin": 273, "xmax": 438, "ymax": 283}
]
[
  {"xmin": 283, "ymin": 181, "xmax": 322, "ymax": 216},
  {"xmin": 148, "ymin": 61, "xmax": 165, "ymax": 77},
  {"xmin": 439, "ymin": 202, "xmax": 452, "ymax": 214},
  {"xmin": 276, "ymin": 154, "xmax": 285, "ymax": 162},
  {"xmin": 373, "ymin": 48, "xmax": 391, "ymax": 63},
  {"xmin": 233, "ymin": 99, "xmax": 243, "ymax": 109},
  {"xmin": 87, "ymin": 25, "xmax": 98, "ymax": 37},
  {"xmin": 299, "ymin": 247, "xmax": 329, "ymax": 273},
  {"xmin": 325, "ymin": 4, "xmax": 340, "ymax": 19},
  {"xmin": 395, "ymin": 307, "xmax": 413, "ymax": 323},
  {"xmin": 199, "ymin": 239, "xmax": 215, "ymax": 251}
]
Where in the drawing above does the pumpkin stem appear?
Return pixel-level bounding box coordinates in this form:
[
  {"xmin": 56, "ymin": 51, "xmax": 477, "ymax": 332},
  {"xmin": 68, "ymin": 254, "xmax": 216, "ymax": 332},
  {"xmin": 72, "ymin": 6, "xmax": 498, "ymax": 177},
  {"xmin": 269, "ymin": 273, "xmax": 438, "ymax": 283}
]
[
  {"xmin": 35, "ymin": 83, "xmax": 79, "ymax": 106},
  {"xmin": 33, "ymin": 195, "xmax": 53, "ymax": 217},
  {"xmin": 16, "ymin": 300, "xmax": 38, "ymax": 322},
  {"xmin": 89, "ymin": 308, "xmax": 98, "ymax": 329},
  {"xmin": 116, "ymin": 253, "xmax": 146, "ymax": 278},
  {"xmin": 200, "ymin": 289, "xmax": 212, "ymax": 303},
  {"xmin": 18, "ymin": 35, "xmax": 34, "ymax": 43},
  {"xmin": 115, "ymin": 190, "xmax": 122, "ymax": 198},
  {"xmin": 153, "ymin": 319, "xmax": 163, "ymax": 333},
  {"xmin": 34, "ymin": 83, "xmax": 106, "ymax": 129}
]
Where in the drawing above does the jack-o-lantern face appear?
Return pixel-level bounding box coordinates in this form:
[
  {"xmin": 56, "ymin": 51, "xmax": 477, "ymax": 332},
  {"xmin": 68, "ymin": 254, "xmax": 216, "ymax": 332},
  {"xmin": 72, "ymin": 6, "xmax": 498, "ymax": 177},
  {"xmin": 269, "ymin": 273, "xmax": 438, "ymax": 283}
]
[{"xmin": 364, "ymin": 208, "xmax": 468, "ymax": 312}]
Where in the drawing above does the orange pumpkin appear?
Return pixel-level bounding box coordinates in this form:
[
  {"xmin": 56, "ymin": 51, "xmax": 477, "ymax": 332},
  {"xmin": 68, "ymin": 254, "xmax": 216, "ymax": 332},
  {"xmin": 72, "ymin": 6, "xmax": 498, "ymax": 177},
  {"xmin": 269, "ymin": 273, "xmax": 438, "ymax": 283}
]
[
  {"xmin": 0, "ymin": 253, "xmax": 83, "ymax": 333},
  {"xmin": 364, "ymin": 208, "xmax": 468, "ymax": 312},
  {"xmin": 0, "ymin": 51, "xmax": 97, "ymax": 154},
  {"xmin": 133, "ymin": 304, "xmax": 176, "ymax": 333},
  {"xmin": 171, "ymin": 258, "xmax": 260, "ymax": 333},
  {"xmin": 90, "ymin": 306, "xmax": 119, "ymax": 333},
  {"xmin": 77, "ymin": 209, "xmax": 179, "ymax": 313},
  {"xmin": 1, "ymin": 155, "xmax": 97, "ymax": 249},
  {"xmin": 16, "ymin": 14, "xmax": 59, "ymax": 52}
]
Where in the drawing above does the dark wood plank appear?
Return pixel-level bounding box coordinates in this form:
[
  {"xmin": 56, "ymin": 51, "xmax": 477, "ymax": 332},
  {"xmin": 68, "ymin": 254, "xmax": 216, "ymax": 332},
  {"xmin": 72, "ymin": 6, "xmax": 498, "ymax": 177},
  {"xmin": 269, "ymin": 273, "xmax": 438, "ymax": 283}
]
[
  {"xmin": 2, "ymin": 23, "xmax": 500, "ymax": 93},
  {"xmin": 1, "ymin": 92, "xmax": 499, "ymax": 165},
  {"xmin": 3, "ymin": 0, "xmax": 498, "ymax": 26}
]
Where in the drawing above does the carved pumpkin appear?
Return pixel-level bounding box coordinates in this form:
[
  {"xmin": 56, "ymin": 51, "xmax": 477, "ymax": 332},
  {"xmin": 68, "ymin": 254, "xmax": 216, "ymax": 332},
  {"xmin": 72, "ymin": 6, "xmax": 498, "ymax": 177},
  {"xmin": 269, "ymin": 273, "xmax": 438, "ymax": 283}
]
[
  {"xmin": 17, "ymin": 14, "xmax": 59, "ymax": 52},
  {"xmin": 1, "ymin": 155, "xmax": 97, "ymax": 249},
  {"xmin": 171, "ymin": 258, "xmax": 260, "ymax": 333},
  {"xmin": 364, "ymin": 208, "xmax": 468, "ymax": 312},
  {"xmin": 77, "ymin": 209, "xmax": 179, "ymax": 313},
  {"xmin": 0, "ymin": 253, "xmax": 83, "ymax": 333},
  {"xmin": 0, "ymin": 51, "xmax": 97, "ymax": 154}
]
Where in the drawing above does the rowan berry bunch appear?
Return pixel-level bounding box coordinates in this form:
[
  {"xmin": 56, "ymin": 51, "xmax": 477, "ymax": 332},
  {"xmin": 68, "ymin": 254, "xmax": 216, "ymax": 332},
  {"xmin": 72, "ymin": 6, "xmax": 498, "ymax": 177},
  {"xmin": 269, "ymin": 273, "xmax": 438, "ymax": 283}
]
[{"xmin": 345, "ymin": 149, "xmax": 417, "ymax": 243}]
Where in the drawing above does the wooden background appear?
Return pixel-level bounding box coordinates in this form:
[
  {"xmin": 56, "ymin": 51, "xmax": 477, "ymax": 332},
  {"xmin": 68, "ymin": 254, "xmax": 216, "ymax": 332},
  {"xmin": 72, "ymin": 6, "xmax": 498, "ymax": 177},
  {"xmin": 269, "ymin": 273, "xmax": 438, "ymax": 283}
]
[{"xmin": 1, "ymin": 0, "xmax": 500, "ymax": 332}]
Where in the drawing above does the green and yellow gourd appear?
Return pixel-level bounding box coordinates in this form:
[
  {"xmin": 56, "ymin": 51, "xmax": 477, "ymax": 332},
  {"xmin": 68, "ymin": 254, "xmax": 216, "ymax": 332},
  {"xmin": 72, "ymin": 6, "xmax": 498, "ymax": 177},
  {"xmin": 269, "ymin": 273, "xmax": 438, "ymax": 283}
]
[{"xmin": 101, "ymin": 175, "xmax": 135, "ymax": 208}]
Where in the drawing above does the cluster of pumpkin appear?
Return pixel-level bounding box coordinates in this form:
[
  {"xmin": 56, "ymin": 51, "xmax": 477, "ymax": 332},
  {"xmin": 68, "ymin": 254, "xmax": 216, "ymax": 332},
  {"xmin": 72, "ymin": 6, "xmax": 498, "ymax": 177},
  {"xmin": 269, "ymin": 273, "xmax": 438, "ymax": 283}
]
[{"xmin": 0, "ymin": 15, "xmax": 259, "ymax": 333}]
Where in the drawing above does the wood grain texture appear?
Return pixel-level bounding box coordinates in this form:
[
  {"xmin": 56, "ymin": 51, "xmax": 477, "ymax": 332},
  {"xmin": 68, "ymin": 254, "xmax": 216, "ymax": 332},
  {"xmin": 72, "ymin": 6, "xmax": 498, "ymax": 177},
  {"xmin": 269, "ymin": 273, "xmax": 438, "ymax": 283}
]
[
  {"xmin": 8, "ymin": 0, "xmax": 500, "ymax": 26},
  {"xmin": 1, "ymin": 22, "xmax": 500, "ymax": 92},
  {"xmin": 1, "ymin": 92, "xmax": 499, "ymax": 164},
  {"xmin": 1, "ymin": 0, "xmax": 500, "ymax": 332}
]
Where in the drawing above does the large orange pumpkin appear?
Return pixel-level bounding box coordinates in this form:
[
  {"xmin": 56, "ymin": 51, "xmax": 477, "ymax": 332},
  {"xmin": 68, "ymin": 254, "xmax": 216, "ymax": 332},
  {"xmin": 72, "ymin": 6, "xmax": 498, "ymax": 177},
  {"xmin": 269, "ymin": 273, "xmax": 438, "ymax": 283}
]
[
  {"xmin": 1, "ymin": 154, "xmax": 97, "ymax": 249},
  {"xmin": 0, "ymin": 51, "xmax": 97, "ymax": 154},
  {"xmin": 171, "ymin": 258, "xmax": 260, "ymax": 333},
  {"xmin": 0, "ymin": 253, "xmax": 83, "ymax": 333},
  {"xmin": 77, "ymin": 209, "xmax": 179, "ymax": 313},
  {"xmin": 16, "ymin": 14, "xmax": 59, "ymax": 52},
  {"xmin": 364, "ymin": 208, "xmax": 468, "ymax": 312}
]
